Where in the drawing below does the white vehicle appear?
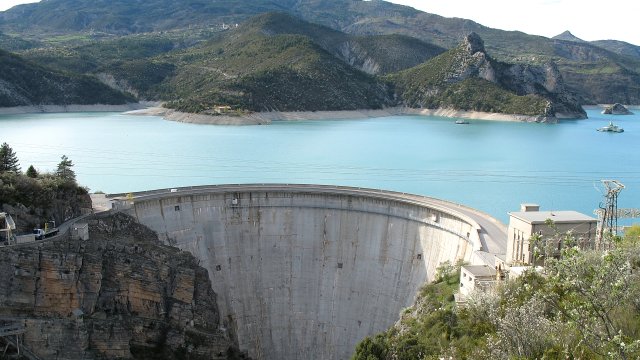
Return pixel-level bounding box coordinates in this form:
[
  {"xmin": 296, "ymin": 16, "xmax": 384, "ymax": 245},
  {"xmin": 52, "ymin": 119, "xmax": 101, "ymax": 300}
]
[{"xmin": 33, "ymin": 221, "xmax": 59, "ymax": 240}]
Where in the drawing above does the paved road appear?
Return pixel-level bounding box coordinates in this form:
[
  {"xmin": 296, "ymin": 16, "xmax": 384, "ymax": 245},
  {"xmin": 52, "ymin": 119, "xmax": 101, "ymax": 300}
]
[{"xmin": 1, "ymin": 213, "xmax": 92, "ymax": 249}]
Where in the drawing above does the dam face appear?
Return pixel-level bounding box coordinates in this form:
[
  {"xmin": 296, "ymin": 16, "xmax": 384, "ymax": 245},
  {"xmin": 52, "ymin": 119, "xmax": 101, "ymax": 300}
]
[{"xmin": 123, "ymin": 185, "xmax": 480, "ymax": 360}]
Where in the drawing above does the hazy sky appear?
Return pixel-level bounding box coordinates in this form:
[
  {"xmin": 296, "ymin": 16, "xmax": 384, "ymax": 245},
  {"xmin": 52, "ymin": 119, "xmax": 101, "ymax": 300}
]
[
  {"xmin": 1, "ymin": 0, "xmax": 639, "ymax": 45},
  {"xmin": 389, "ymin": 0, "xmax": 640, "ymax": 45}
]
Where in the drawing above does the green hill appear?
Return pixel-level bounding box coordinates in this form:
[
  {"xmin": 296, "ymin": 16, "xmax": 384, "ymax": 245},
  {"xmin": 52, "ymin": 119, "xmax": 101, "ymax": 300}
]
[
  {"xmin": 159, "ymin": 16, "xmax": 396, "ymax": 112},
  {"xmin": 390, "ymin": 33, "xmax": 586, "ymax": 118},
  {"xmin": 0, "ymin": 48, "xmax": 134, "ymax": 107}
]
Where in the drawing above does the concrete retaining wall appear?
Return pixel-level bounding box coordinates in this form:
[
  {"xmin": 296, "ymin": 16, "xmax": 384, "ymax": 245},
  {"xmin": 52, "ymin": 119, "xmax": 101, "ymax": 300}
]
[{"xmin": 126, "ymin": 186, "xmax": 479, "ymax": 360}]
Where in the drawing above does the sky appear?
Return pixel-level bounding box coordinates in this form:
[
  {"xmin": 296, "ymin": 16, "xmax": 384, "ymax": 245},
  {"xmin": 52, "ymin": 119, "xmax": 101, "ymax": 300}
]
[
  {"xmin": 1, "ymin": 0, "xmax": 639, "ymax": 45},
  {"xmin": 387, "ymin": 0, "xmax": 640, "ymax": 45}
]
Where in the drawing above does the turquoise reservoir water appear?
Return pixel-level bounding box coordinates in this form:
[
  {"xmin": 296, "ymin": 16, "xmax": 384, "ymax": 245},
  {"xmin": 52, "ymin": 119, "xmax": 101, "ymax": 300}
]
[{"xmin": 1, "ymin": 109, "xmax": 638, "ymax": 223}]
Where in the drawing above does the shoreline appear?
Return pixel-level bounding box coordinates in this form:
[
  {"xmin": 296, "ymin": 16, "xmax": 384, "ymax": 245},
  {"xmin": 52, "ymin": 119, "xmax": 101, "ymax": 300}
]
[
  {"xmin": 0, "ymin": 103, "xmax": 147, "ymax": 115},
  {"xmin": 0, "ymin": 102, "xmax": 597, "ymax": 124},
  {"xmin": 126, "ymin": 106, "xmax": 570, "ymax": 125}
]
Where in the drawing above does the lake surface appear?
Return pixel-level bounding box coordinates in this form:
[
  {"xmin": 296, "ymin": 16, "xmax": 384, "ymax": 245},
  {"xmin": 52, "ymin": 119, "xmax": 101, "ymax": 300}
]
[{"xmin": 1, "ymin": 109, "xmax": 638, "ymax": 224}]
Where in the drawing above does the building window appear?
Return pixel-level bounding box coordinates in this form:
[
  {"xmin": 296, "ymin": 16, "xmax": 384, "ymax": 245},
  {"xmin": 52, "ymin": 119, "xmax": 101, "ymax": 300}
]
[
  {"xmin": 416, "ymin": 254, "xmax": 422, "ymax": 260},
  {"xmin": 174, "ymin": 205, "xmax": 180, "ymax": 211},
  {"xmin": 215, "ymin": 265, "xmax": 222, "ymax": 271},
  {"xmin": 337, "ymin": 263, "xmax": 343, "ymax": 269}
]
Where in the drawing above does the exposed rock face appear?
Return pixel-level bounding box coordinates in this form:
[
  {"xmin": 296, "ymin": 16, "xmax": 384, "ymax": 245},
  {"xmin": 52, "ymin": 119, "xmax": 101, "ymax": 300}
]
[
  {"xmin": 464, "ymin": 32, "xmax": 485, "ymax": 54},
  {"xmin": 393, "ymin": 32, "xmax": 586, "ymax": 120},
  {"xmin": 0, "ymin": 212, "xmax": 245, "ymax": 359},
  {"xmin": 496, "ymin": 61, "xmax": 586, "ymax": 118},
  {"xmin": 438, "ymin": 33, "xmax": 495, "ymax": 84},
  {"xmin": 602, "ymin": 103, "xmax": 634, "ymax": 115},
  {"xmin": 339, "ymin": 41, "xmax": 381, "ymax": 74}
]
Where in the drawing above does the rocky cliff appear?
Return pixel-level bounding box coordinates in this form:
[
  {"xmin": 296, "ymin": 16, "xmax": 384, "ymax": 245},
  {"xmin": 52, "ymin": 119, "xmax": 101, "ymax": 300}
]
[
  {"xmin": 0, "ymin": 212, "xmax": 246, "ymax": 359},
  {"xmin": 390, "ymin": 33, "xmax": 587, "ymax": 120}
]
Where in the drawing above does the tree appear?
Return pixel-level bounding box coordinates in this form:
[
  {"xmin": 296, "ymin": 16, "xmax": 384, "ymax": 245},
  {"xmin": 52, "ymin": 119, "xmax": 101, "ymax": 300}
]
[
  {"xmin": 0, "ymin": 142, "xmax": 20, "ymax": 172},
  {"xmin": 542, "ymin": 244, "xmax": 640, "ymax": 359},
  {"xmin": 26, "ymin": 165, "xmax": 38, "ymax": 178},
  {"xmin": 55, "ymin": 155, "xmax": 76, "ymax": 182}
]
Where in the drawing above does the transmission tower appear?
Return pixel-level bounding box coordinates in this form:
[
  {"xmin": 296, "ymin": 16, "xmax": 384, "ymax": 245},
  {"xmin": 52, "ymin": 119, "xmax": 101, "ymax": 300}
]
[{"xmin": 596, "ymin": 180, "xmax": 625, "ymax": 249}]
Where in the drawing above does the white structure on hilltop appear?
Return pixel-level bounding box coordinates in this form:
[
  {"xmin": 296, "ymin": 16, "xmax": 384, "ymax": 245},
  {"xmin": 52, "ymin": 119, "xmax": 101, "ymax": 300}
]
[{"xmin": 506, "ymin": 203, "xmax": 598, "ymax": 266}]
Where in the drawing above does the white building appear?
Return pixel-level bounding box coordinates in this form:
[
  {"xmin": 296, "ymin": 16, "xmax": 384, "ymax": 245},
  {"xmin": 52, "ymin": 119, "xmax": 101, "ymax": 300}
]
[
  {"xmin": 459, "ymin": 264, "xmax": 498, "ymax": 298},
  {"xmin": 506, "ymin": 204, "xmax": 598, "ymax": 266}
]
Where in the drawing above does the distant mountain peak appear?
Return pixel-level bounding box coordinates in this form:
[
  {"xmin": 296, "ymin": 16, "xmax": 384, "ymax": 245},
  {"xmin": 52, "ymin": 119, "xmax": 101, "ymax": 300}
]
[{"xmin": 553, "ymin": 30, "xmax": 586, "ymax": 43}]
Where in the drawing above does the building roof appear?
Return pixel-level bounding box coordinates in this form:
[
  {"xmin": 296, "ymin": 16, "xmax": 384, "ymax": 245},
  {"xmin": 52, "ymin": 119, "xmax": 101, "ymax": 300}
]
[
  {"xmin": 508, "ymin": 210, "xmax": 597, "ymax": 224},
  {"xmin": 462, "ymin": 265, "xmax": 496, "ymax": 278}
]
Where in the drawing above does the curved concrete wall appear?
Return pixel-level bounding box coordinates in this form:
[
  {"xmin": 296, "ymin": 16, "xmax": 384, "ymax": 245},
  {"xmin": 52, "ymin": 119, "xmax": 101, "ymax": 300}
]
[{"xmin": 123, "ymin": 185, "xmax": 480, "ymax": 360}]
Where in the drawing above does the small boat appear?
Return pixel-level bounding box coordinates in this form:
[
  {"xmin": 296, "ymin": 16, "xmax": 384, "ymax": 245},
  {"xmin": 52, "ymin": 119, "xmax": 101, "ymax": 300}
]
[
  {"xmin": 597, "ymin": 121, "xmax": 624, "ymax": 133},
  {"xmin": 455, "ymin": 119, "xmax": 470, "ymax": 124}
]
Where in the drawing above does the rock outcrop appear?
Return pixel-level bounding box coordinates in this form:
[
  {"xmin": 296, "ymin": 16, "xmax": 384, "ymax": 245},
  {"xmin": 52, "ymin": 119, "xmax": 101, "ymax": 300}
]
[
  {"xmin": 391, "ymin": 33, "xmax": 587, "ymax": 121},
  {"xmin": 602, "ymin": 103, "xmax": 634, "ymax": 115},
  {"xmin": 0, "ymin": 212, "xmax": 246, "ymax": 359}
]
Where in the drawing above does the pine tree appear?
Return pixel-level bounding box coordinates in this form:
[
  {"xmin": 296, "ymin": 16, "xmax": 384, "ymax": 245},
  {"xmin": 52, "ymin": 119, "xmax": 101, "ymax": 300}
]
[
  {"xmin": 56, "ymin": 155, "xmax": 76, "ymax": 182},
  {"xmin": 0, "ymin": 142, "xmax": 20, "ymax": 172},
  {"xmin": 26, "ymin": 165, "xmax": 38, "ymax": 178}
]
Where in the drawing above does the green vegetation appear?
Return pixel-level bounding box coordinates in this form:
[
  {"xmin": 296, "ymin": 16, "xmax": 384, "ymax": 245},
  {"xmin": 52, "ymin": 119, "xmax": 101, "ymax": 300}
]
[
  {"xmin": 624, "ymin": 224, "xmax": 640, "ymax": 245},
  {"xmin": 390, "ymin": 44, "xmax": 550, "ymax": 116},
  {"xmin": 0, "ymin": 144, "xmax": 89, "ymax": 231},
  {"xmin": 353, "ymin": 235, "xmax": 640, "ymax": 360},
  {"xmin": 0, "ymin": 142, "xmax": 20, "ymax": 172},
  {"xmin": 0, "ymin": 31, "xmax": 40, "ymax": 51},
  {"xmin": 560, "ymin": 62, "xmax": 640, "ymax": 104},
  {"xmin": 352, "ymin": 263, "xmax": 491, "ymax": 360},
  {"xmin": 0, "ymin": 11, "xmax": 585, "ymax": 115},
  {"xmin": 157, "ymin": 16, "xmax": 396, "ymax": 112},
  {"xmin": 3, "ymin": 0, "xmax": 640, "ymax": 103},
  {"xmin": 348, "ymin": 34, "xmax": 445, "ymax": 75},
  {"xmin": 433, "ymin": 78, "xmax": 548, "ymax": 116},
  {"xmin": 0, "ymin": 48, "xmax": 134, "ymax": 107},
  {"xmin": 25, "ymin": 165, "xmax": 38, "ymax": 178},
  {"xmin": 55, "ymin": 155, "xmax": 76, "ymax": 183}
]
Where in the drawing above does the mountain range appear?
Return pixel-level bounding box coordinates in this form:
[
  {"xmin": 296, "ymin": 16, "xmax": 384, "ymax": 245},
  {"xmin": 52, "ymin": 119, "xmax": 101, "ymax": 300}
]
[{"xmin": 0, "ymin": 0, "xmax": 638, "ymax": 115}]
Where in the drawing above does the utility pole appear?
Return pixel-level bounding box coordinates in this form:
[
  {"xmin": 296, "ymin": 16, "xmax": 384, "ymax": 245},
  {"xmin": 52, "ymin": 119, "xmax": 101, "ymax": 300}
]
[{"xmin": 596, "ymin": 180, "xmax": 625, "ymax": 249}]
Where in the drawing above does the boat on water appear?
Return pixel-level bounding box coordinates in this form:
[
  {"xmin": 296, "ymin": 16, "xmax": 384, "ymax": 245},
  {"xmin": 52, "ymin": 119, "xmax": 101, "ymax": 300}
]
[
  {"xmin": 597, "ymin": 121, "xmax": 624, "ymax": 133},
  {"xmin": 455, "ymin": 119, "xmax": 470, "ymax": 124}
]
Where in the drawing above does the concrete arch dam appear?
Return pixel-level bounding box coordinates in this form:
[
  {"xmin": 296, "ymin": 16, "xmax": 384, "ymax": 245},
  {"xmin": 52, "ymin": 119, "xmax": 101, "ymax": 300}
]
[{"xmin": 118, "ymin": 184, "xmax": 505, "ymax": 360}]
